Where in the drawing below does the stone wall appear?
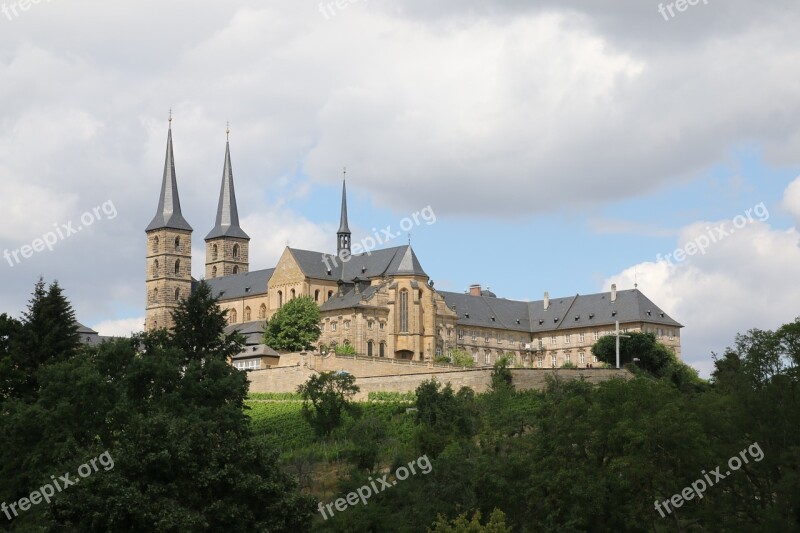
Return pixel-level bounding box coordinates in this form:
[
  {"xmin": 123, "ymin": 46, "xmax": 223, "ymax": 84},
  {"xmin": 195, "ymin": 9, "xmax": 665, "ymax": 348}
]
[{"xmin": 245, "ymin": 353, "xmax": 632, "ymax": 399}]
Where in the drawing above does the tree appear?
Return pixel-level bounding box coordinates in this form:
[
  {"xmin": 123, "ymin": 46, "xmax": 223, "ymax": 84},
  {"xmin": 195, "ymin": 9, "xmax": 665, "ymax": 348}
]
[
  {"xmin": 490, "ymin": 354, "xmax": 514, "ymax": 393},
  {"xmin": 297, "ymin": 371, "xmax": 360, "ymax": 436},
  {"xmin": 591, "ymin": 331, "xmax": 674, "ymax": 376},
  {"xmin": 449, "ymin": 348, "xmax": 475, "ymax": 368},
  {"xmin": 429, "ymin": 509, "xmax": 511, "ymax": 532},
  {"xmin": 415, "ymin": 379, "xmax": 479, "ymax": 457},
  {"xmin": 334, "ymin": 343, "xmax": 356, "ymax": 356},
  {"xmin": 263, "ymin": 296, "xmax": 321, "ymax": 352}
]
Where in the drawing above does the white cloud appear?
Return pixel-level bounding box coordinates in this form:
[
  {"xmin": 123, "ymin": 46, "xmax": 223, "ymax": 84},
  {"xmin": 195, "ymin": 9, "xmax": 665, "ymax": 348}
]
[
  {"xmin": 781, "ymin": 175, "xmax": 800, "ymax": 226},
  {"xmin": 92, "ymin": 317, "xmax": 144, "ymax": 337}
]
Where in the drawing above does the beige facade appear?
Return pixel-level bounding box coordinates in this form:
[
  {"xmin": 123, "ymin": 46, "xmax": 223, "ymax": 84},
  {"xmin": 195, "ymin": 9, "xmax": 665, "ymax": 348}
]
[{"xmin": 145, "ymin": 228, "xmax": 193, "ymax": 331}]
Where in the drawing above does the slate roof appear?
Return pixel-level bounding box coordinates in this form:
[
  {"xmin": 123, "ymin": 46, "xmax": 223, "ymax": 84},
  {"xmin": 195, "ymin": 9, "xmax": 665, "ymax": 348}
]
[
  {"xmin": 292, "ymin": 245, "xmax": 427, "ymax": 282},
  {"xmin": 319, "ymin": 283, "xmax": 383, "ymax": 312},
  {"xmin": 338, "ymin": 180, "xmax": 350, "ymax": 234},
  {"xmin": 203, "ymin": 268, "xmax": 275, "ymax": 299},
  {"xmin": 224, "ymin": 320, "xmax": 268, "ymax": 345},
  {"xmin": 146, "ymin": 126, "xmax": 193, "ymax": 232},
  {"xmin": 232, "ymin": 344, "xmax": 280, "ymax": 360},
  {"xmin": 205, "ymin": 140, "xmax": 249, "ymax": 240},
  {"xmin": 439, "ymin": 288, "xmax": 682, "ymax": 335}
]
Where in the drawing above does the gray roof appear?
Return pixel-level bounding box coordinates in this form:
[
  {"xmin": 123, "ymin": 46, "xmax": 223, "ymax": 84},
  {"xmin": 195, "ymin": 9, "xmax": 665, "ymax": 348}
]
[
  {"xmin": 232, "ymin": 344, "xmax": 280, "ymax": 360},
  {"xmin": 203, "ymin": 268, "xmax": 275, "ymax": 299},
  {"xmin": 146, "ymin": 126, "xmax": 193, "ymax": 232},
  {"xmin": 338, "ymin": 179, "xmax": 350, "ymax": 234},
  {"xmin": 320, "ymin": 283, "xmax": 383, "ymax": 312},
  {"xmin": 205, "ymin": 141, "xmax": 249, "ymax": 240},
  {"xmin": 439, "ymin": 288, "xmax": 682, "ymax": 335},
  {"xmin": 292, "ymin": 245, "xmax": 427, "ymax": 281},
  {"xmin": 224, "ymin": 320, "xmax": 268, "ymax": 345}
]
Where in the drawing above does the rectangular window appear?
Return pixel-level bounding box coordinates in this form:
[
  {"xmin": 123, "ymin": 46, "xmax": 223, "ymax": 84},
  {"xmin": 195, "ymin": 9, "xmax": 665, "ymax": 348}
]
[
  {"xmin": 657, "ymin": 328, "xmax": 663, "ymax": 338},
  {"xmin": 537, "ymin": 338, "xmax": 543, "ymax": 350},
  {"xmin": 484, "ymin": 350, "xmax": 490, "ymax": 364},
  {"xmin": 593, "ymin": 355, "xmax": 598, "ymax": 363},
  {"xmin": 564, "ymin": 334, "xmax": 571, "ymax": 344},
  {"xmin": 458, "ymin": 329, "xmax": 464, "ymax": 340},
  {"xmin": 331, "ymin": 322, "xmax": 337, "ymax": 332},
  {"xmin": 537, "ymin": 355, "xmax": 543, "ymax": 368},
  {"xmin": 579, "ymin": 352, "xmax": 585, "ymax": 364},
  {"xmin": 551, "ymin": 335, "xmax": 557, "ymax": 346},
  {"xmin": 579, "ymin": 333, "xmax": 585, "ymax": 343},
  {"xmin": 380, "ymin": 322, "xmax": 385, "ymax": 330},
  {"xmin": 484, "ymin": 332, "xmax": 489, "ymax": 342},
  {"xmin": 551, "ymin": 354, "xmax": 557, "ymax": 367},
  {"xmin": 344, "ymin": 321, "xmax": 350, "ymax": 330},
  {"xmin": 669, "ymin": 329, "xmax": 674, "ymax": 340},
  {"xmin": 565, "ymin": 353, "xmax": 571, "ymax": 364},
  {"xmin": 399, "ymin": 290, "xmax": 409, "ymax": 333},
  {"xmin": 498, "ymin": 333, "xmax": 503, "ymax": 345},
  {"xmin": 472, "ymin": 331, "xmax": 477, "ymax": 341},
  {"xmin": 368, "ymin": 320, "xmax": 373, "ymax": 329},
  {"xmin": 594, "ymin": 331, "xmax": 599, "ymax": 341}
]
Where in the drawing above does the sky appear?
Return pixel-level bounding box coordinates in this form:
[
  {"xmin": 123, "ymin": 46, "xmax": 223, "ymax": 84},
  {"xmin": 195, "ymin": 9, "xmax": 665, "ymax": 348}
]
[{"xmin": 1, "ymin": 0, "xmax": 799, "ymax": 377}]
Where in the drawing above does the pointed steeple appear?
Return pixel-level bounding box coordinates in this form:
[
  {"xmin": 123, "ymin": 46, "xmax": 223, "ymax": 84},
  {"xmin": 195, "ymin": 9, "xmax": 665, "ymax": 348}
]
[
  {"xmin": 146, "ymin": 120, "xmax": 193, "ymax": 232},
  {"xmin": 337, "ymin": 174, "xmax": 351, "ymax": 255},
  {"xmin": 205, "ymin": 135, "xmax": 249, "ymax": 240}
]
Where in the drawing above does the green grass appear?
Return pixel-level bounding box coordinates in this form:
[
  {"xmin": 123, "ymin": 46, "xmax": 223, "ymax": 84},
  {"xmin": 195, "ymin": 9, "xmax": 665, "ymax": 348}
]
[{"xmin": 247, "ymin": 392, "xmax": 302, "ymax": 401}]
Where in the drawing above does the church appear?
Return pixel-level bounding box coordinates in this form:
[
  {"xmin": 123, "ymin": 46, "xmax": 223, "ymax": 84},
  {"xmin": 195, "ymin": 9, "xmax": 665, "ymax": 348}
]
[{"xmin": 145, "ymin": 122, "xmax": 683, "ymax": 369}]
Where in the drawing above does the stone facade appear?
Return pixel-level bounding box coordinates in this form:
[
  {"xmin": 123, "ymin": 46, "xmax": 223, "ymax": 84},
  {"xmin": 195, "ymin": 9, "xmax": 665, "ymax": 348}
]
[{"xmin": 145, "ymin": 228, "xmax": 193, "ymax": 331}]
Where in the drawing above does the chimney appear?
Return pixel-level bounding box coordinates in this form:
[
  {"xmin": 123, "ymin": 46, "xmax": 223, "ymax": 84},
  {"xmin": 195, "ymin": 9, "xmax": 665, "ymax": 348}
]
[
  {"xmin": 611, "ymin": 284, "xmax": 617, "ymax": 302},
  {"xmin": 469, "ymin": 284, "xmax": 482, "ymax": 296},
  {"xmin": 544, "ymin": 291, "xmax": 550, "ymax": 310}
]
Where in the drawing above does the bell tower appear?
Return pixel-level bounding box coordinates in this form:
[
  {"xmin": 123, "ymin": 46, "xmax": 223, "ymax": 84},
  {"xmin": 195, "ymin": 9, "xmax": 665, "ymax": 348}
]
[{"xmin": 145, "ymin": 116, "xmax": 193, "ymax": 331}]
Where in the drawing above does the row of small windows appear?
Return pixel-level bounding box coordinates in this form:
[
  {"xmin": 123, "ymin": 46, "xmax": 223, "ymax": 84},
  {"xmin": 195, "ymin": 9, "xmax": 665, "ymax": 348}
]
[
  {"xmin": 211, "ymin": 265, "xmax": 239, "ymax": 278},
  {"xmin": 152, "ymin": 259, "xmax": 183, "ymax": 278},
  {"xmin": 210, "ymin": 243, "xmax": 241, "ymax": 261},
  {"xmin": 150, "ymin": 236, "xmax": 184, "ymax": 253},
  {"xmin": 227, "ymin": 304, "xmax": 269, "ymax": 324},
  {"xmin": 451, "ymin": 328, "xmax": 677, "ymax": 346},
  {"xmin": 148, "ymin": 288, "xmax": 183, "ymax": 303}
]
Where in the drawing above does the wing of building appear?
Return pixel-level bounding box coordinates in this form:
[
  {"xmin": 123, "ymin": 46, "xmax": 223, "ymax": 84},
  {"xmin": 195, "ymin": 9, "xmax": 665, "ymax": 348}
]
[{"xmin": 145, "ymin": 123, "xmax": 683, "ymax": 368}]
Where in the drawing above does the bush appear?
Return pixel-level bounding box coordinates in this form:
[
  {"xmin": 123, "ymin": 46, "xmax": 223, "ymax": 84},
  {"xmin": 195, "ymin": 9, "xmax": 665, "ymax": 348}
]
[{"xmin": 334, "ymin": 343, "xmax": 357, "ymax": 356}]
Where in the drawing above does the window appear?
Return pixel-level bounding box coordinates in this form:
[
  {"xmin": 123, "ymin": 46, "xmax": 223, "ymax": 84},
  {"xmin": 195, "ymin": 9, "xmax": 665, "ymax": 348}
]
[
  {"xmin": 259, "ymin": 304, "xmax": 266, "ymax": 319},
  {"xmin": 565, "ymin": 353, "xmax": 571, "ymax": 364},
  {"xmin": 234, "ymin": 359, "xmax": 260, "ymax": 371},
  {"xmin": 344, "ymin": 320, "xmax": 350, "ymax": 330},
  {"xmin": 484, "ymin": 332, "xmax": 489, "ymax": 342},
  {"xmin": 537, "ymin": 355, "xmax": 543, "ymax": 368},
  {"xmin": 399, "ymin": 290, "xmax": 409, "ymax": 333},
  {"xmin": 232, "ymin": 266, "xmax": 239, "ymax": 275},
  {"xmin": 174, "ymin": 259, "xmax": 180, "ymax": 276},
  {"xmin": 379, "ymin": 342, "xmax": 386, "ymax": 358},
  {"xmin": 484, "ymin": 350, "xmax": 490, "ymax": 364},
  {"xmin": 328, "ymin": 290, "xmax": 334, "ymax": 300},
  {"xmin": 497, "ymin": 332, "xmax": 502, "ymax": 344},
  {"xmin": 448, "ymin": 328, "xmax": 453, "ymax": 337},
  {"xmin": 594, "ymin": 331, "xmax": 599, "ymax": 341},
  {"xmin": 593, "ymin": 355, "xmax": 599, "ymax": 363},
  {"xmin": 278, "ymin": 291, "xmax": 283, "ymax": 308},
  {"xmin": 537, "ymin": 338, "xmax": 544, "ymax": 350},
  {"xmin": 331, "ymin": 322, "xmax": 337, "ymax": 332},
  {"xmin": 229, "ymin": 309, "xmax": 237, "ymax": 324},
  {"xmin": 152, "ymin": 260, "xmax": 159, "ymax": 278},
  {"xmin": 669, "ymin": 329, "xmax": 674, "ymax": 340},
  {"xmin": 151, "ymin": 288, "xmax": 158, "ymax": 303},
  {"xmin": 244, "ymin": 307, "xmax": 251, "ymax": 321},
  {"xmin": 315, "ymin": 289, "xmax": 320, "ymax": 302},
  {"xmin": 473, "ymin": 351, "xmax": 478, "ymax": 363},
  {"xmin": 564, "ymin": 334, "xmax": 571, "ymax": 344},
  {"xmin": 579, "ymin": 352, "xmax": 586, "ymax": 365},
  {"xmin": 458, "ymin": 329, "xmax": 464, "ymax": 340},
  {"xmin": 291, "ymin": 289, "xmax": 296, "ymax": 300},
  {"xmin": 212, "ymin": 244, "xmax": 218, "ymax": 260},
  {"xmin": 367, "ymin": 341, "xmax": 374, "ymax": 357},
  {"xmin": 152, "ymin": 236, "xmax": 159, "ymax": 253},
  {"xmin": 174, "ymin": 288, "xmax": 180, "ymax": 302},
  {"xmin": 471, "ymin": 330, "xmax": 477, "ymax": 341},
  {"xmin": 379, "ymin": 322, "xmax": 385, "ymax": 331},
  {"xmin": 368, "ymin": 320, "xmax": 374, "ymax": 330},
  {"xmin": 551, "ymin": 354, "xmax": 557, "ymax": 367},
  {"xmin": 551, "ymin": 335, "xmax": 557, "ymax": 345},
  {"xmin": 657, "ymin": 328, "xmax": 663, "ymax": 338},
  {"xmin": 579, "ymin": 333, "xmax": 585, "ymax": 343},
  {"xmin": 174, "ymin": 236, "xmax": 180, "ymax": 250},
  {"xmin": 232, "ymin": 244, "xmax": 240, "ymax": 259},
  {"xmin": 212, "ymin": 266, "xmax": 217, "ymax": 277}
]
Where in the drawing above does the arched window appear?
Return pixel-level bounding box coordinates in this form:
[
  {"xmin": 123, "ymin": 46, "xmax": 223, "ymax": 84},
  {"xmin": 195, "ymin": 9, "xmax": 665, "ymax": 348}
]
[
  {"xmin": 229, "ymin": 309, "xmax": 237, "ymax": 324},
  {"xmin": 152, "ymin": 236, "xmax": 159, "ymax": 253},
  {"xmin": 314, "ymin": 289, "xmax": 320, "ymax": 302},
  {"xmin": 232, "ymin": 244, "xmax": 240, "ymax": 259},
  {"xmin": 152, "ymin": 260, "xmax": 159, "ymax": 278},
  {"xmin": 278, "ymin": 291, "xmax": 283, "ymax": 308},
  {"xmin": 399, "ymin": 289, "xmax": 409, "ymax": 333},
  {"xmin": 367, "ymin": 341, "xmax": 374, "ymax": 357},
  {"xmin": 290, "ymin": 289, "xmax": 296, "ymax": 300},
  {"xmin": 212, "ymin": 266, "xmax": 217, "ymax": 278},
  {"xmin": 418, "ymin": 289, "xmax": 423, "ymax": 301},
  {"xmin": 379, "ymin": 342, "xmax": 386, "ymax": 358},
  {"xmin": 259, "ymin": 304, "xmax": 266, "ymax": 319},
  {"xmin": 244, "ymin": 307, "xmax": 251, "ymax": 321},
  {"xmin": 152, "ymin": 288, "xmax": 158, "ymax": 303},
  {"xmin": 174, "ymin": 288, "xmax": 180, "ymax": 302},
  {"xmin": 174, "ymin": 236, "xmax": 180, "ymax": 251},
  {"xmin": 327, "ymin": 290, "xmax": 333, "ymax": 300},
  {"xmin": 212, "ymin": 244, "xmax": 218, "ymax": 260},
  {"xmin": 174, "ymin": 259, "xmax": 180, "ymax": 276},
  {"xmin": 232, "ymin": 266, "xmax": 239, "ymax": 275}
]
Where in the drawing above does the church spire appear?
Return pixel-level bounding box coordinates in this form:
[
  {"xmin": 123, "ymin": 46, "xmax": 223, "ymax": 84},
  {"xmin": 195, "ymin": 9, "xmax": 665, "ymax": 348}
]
[
  {"xmin": 337, "ymin": 171, "xmax": 351, "ymax": 255},
  {"xmin": 146, "ymin": 118, "xmax": 192, "ymax": 232},
  {"xmin": 205, "ymin": 131, "xmax": 249, "ymax": 240}
]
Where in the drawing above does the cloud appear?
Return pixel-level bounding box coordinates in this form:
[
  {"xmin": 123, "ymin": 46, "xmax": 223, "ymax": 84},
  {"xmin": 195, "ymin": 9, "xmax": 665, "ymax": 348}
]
[
  {"xmin": 781, "ymin": 175, "xmax": 800, "ymax": 226},
  {"xmin": 605, "ymin": 185, "xmax": 800, "ymax": 377},
  {"xmin": 92, "ymin": 317, "xmax": 144, "ymax": 337}
]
